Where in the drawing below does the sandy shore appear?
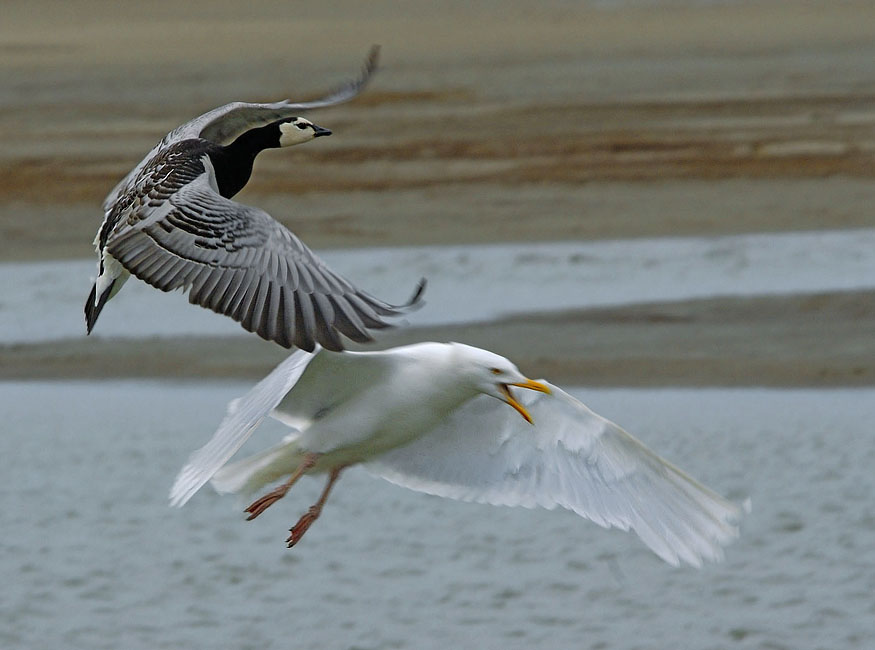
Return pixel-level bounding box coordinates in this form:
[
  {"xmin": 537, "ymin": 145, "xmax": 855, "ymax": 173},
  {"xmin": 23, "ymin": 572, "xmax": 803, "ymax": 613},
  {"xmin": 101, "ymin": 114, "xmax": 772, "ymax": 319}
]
[
  {"xmin": 1, "ymin": 0, "xmax": 873, "ymax": 384},
  {"xmin": 3, "ymin": 290, "xmax": 872, "ymax": 386}
]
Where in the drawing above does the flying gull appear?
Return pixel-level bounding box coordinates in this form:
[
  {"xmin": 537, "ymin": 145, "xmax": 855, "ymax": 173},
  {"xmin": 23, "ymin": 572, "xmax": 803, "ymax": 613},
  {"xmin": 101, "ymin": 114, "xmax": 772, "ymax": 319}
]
[{"xmin": 170, "ymin": 342, "xmax": 748, "ymax": 567}]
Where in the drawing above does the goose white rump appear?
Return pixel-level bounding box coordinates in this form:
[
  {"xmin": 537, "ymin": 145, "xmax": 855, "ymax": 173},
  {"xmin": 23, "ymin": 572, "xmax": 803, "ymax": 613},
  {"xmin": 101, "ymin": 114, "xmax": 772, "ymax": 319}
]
[{"xmin": 170, "ymin": 342, "xmax": 747, "ymax": 566}]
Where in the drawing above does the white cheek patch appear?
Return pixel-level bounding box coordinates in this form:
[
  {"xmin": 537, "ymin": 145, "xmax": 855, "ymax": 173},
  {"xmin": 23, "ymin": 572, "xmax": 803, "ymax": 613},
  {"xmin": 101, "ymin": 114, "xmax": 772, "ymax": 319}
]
[{"xmin": 279, "ymin": 121, "xmax": 314, "ymax": 147}]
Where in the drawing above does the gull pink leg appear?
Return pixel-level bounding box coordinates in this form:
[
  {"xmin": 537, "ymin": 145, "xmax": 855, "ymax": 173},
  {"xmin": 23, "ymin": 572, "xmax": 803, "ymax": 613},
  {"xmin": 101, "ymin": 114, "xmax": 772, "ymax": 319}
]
[
  {"xmin": 244, "ymin": 452, "xmax": 319, "ymax": 520},
  {"xmin": 286, "ymin": 466, "xmax": 345, "ymax": 547}
]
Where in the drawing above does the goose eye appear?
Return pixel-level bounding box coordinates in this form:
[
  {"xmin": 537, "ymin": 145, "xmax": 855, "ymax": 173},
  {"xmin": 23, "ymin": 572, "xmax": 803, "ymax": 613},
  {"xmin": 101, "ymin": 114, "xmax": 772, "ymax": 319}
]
[
  {"xmin": 295, "ymin": 122, "xmax": 309, "ymax": 130},
  {"xmin": 490, "ymin": 367, "xmax": 502, "ymax": 375}
]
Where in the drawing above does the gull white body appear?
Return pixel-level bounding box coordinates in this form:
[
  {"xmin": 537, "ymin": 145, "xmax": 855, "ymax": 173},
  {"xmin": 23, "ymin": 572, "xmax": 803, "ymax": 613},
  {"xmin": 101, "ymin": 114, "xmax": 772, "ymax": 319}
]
[{"xmin": 225, "ymin": 345, "xmax": 478, "ymax": 489}]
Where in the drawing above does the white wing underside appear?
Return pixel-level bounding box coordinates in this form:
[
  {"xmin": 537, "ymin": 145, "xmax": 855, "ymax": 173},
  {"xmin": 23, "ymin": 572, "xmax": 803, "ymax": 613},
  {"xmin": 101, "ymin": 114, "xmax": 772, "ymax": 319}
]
[
  {"xmin": 366, "ymin": 385, "xmax": 747, "ymax": 567},
  {"xmin": 103, "ymin": 46, "xmax": 379, "ymax": 213},
  {"xmin": 169, "ymin": 347, "xmax": 393, "ymax": 505},
  {"xmin": 169, "ymin": 349, "xmax": 317, "ymax": 507}
]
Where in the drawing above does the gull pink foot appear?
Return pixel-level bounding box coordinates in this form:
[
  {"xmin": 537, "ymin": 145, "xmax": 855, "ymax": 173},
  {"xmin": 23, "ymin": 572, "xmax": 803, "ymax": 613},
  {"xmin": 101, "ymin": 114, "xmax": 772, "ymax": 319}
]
[
  {"xmin": 283, "ymin": 467, "xmax": 344, "ymax": 548},
  {"xmin": 245, "ymin": 490, "xmax": 285, "ymax": 520},
  {"xmin": 286, "ymin": 506, "xmax": 321, "ymax": 547},
  {"xmin": 243, "ymin": 453, "xmax": 320, "ymax": 521}
]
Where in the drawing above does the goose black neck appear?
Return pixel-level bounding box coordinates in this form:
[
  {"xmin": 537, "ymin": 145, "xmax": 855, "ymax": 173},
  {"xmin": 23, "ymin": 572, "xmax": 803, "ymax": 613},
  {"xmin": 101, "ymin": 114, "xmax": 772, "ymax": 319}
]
[{"xmin": 209, "ymin": 123, "xmax": 282, "ymax": 199}]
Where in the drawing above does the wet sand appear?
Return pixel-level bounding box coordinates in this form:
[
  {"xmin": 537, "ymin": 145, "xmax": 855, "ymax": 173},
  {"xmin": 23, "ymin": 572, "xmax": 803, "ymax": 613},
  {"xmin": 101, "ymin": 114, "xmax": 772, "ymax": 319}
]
[
  {"xmin": 4, "ymin": 290, "xmax": 872, "ymax": 386},
  {"xmin": 1, "ymin": 0, "xmax": 873, "ymax": 384}
]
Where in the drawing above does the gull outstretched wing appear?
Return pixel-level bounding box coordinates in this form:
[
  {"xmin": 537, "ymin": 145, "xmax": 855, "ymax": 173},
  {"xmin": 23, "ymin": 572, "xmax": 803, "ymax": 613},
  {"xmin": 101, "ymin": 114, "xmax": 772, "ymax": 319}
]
[{"xmin": 367, "ymin": 385, "xmax": 747, "ymax": 567}]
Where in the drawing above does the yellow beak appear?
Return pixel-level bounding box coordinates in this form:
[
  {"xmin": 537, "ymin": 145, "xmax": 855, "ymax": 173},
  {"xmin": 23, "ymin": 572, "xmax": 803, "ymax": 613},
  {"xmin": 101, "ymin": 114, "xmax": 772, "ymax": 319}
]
[{"xmin": 499, "ymin": 379, "xmax": 551, "ymax": 425}]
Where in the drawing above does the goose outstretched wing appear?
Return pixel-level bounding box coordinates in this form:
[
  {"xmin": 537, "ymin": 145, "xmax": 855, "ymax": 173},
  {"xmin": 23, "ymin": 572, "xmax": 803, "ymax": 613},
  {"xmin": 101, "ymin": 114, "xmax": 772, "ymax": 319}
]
[
  {"xmin": 105, "ymin": 169, "xmax": 423, "ymax": 351},
  {"xmin": 103, "ymin": 46, "xmax": 379, "ymax": 213}
]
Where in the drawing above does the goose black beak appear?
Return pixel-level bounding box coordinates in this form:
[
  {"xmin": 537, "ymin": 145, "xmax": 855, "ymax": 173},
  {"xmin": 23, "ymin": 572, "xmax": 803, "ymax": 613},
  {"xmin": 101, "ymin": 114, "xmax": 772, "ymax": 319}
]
[{"xmin": 312, "ymin": 124, "xmax": 332, "ymax": 138}]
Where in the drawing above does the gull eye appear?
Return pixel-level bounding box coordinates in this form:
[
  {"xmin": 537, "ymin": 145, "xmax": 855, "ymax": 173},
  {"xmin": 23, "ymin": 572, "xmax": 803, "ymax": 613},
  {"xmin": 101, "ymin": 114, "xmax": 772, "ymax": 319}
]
[{"xmin": 490, "ymin": 367, "xmax": 502, "ymax": 375}]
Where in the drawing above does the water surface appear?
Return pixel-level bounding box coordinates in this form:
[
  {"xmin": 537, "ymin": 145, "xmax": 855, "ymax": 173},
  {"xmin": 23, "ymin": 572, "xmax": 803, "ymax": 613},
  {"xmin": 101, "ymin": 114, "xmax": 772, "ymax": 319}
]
[
  {"xmin": 3, "ymin": 382, "xmax": 873, "ymax": 649},
  {"xmin": 2, "ymin": 228, "xmax": 873, "ymax": 344}
]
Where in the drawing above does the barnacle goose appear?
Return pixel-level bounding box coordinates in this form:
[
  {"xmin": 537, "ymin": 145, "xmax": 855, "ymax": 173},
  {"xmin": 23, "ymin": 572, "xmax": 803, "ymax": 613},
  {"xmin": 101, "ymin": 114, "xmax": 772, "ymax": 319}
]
[{"xmin": 86, "ymin": 46, "xmax": 424, "ymax": 351}]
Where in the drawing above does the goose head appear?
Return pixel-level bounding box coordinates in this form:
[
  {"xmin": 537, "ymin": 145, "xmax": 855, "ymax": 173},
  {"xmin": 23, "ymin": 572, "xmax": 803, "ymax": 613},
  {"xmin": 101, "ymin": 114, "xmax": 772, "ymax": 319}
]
[{"xmin": 278, "ymin": 117, "xmax": 332, "ymax": 147}]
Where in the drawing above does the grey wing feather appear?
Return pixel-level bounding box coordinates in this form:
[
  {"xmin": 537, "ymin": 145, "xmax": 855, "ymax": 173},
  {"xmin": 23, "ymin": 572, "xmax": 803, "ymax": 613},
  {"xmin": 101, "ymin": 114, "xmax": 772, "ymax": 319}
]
[
  {"xmin": 366, "ymin": 385, "xmax": 747, "ymax": 567},
  {"xmin": 169, "ymin": 348, "xmax": 318, "ymax": 507},
  {"xmin": 105, "ymin": 172, "xmax": 422, "ymax": 350},
  {"xmin": 197, "ymin": 45, "xmax": 380, "ymax": 144},
  {"xmin": 102, "ymin": 46, "xmax": 379, "ymax": 213}
]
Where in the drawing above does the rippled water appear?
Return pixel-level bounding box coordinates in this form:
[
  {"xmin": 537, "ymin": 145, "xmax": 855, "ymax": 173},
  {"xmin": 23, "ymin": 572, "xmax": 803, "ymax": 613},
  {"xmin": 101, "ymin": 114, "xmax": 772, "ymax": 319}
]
[
  {"xmin": 3, "ymin": 381, "xmax": 873, "ymax": 649},
  {"xmin": 2, "ymin": 228, "xmax": 874, "ymax": 343}
]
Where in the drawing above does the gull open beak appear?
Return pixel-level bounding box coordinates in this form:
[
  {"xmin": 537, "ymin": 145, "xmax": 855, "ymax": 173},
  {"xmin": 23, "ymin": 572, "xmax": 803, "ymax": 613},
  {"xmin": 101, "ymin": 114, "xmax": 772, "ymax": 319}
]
[
  {"xmin": 499, "ymin": 379, "xmax": 551, "ymax": 425},
  {"xmin": 312, "ymin": 124, "xmax": 332, "ymax": 138}
]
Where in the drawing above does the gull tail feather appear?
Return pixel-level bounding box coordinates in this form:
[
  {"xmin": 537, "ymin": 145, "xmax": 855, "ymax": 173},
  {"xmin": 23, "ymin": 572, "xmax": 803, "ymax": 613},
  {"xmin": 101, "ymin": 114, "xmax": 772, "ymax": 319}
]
[{"xmin": 211, "ymin": 439, "xmax": 305, "ymax": 496}]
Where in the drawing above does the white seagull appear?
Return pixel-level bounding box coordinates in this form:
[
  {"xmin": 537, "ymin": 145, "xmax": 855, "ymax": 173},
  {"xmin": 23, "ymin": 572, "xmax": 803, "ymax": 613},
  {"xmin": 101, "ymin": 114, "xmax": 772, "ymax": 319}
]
[
  {"xmin": 86, "ymin": 46, "xmax": 424, "ymax": 351},
  {"xmin": 170, "ymin": 342, "xmax": 747, "ymax": 567}
]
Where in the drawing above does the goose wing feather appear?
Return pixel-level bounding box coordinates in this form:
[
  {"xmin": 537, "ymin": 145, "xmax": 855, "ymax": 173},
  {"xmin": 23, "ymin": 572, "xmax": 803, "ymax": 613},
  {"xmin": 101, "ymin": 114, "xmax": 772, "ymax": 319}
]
[
  {"xmin": 103, "ymin": 46, "xmax": 379, "ymax": 213},
  {"xmin": 105, "ymin": 168, "xmax": 421, "ymax": 350}
]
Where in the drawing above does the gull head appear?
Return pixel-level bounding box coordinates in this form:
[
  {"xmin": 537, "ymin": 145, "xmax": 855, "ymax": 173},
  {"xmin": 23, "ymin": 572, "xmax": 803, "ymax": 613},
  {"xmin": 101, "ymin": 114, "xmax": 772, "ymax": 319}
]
[
  {"xmin": 278, "ymin": 117, "xmax": 332, "ymax": 147},
  {"xmin": 452, "ymin": 344, "xmax": 551, "ymax": 424}
]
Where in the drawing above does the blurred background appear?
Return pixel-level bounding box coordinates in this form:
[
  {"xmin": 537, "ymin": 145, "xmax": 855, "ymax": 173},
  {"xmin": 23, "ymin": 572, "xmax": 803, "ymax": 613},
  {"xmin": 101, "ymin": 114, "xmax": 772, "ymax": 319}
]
[{"xmin": 2, "ymin": 1, "xmax": 874, "ymax": 648}]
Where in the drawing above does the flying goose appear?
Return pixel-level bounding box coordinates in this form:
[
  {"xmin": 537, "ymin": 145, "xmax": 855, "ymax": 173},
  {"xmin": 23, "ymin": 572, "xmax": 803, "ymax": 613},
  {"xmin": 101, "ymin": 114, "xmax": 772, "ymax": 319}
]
[{"xmin": 86, "ymin": 46, "xmax": 424, "ymax": 351}]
